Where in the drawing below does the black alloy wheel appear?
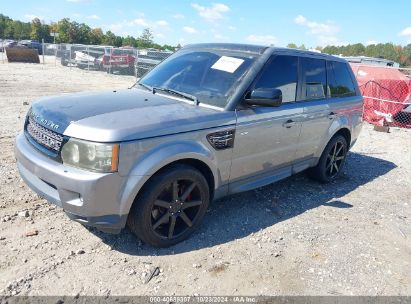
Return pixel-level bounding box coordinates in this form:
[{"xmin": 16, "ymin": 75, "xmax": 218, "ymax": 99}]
[
  {"xmin": 127, "ymin": 164, "xmax": 209, "ymax": 247},
  {"xmin": 325, "ymin": 139, "xmax": 346, "ymax": 179},
  {"xmin": 151, "ymin": 179, "xmax": 204, "ymax": 239},
  {"xmin": 309, "ymin": 135, "xmax": 348, "ymax": 183}
]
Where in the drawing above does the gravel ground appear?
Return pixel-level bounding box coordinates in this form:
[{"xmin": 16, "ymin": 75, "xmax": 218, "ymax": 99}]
[{"xmin": 0, "ymin": 59, "xmax": 410, "ymax": 297}]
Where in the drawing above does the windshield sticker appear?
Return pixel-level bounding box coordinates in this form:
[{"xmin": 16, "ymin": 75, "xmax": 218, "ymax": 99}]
[{"xmin": 211, "ymin": 56, "xmax": 244, "ymax": 73}]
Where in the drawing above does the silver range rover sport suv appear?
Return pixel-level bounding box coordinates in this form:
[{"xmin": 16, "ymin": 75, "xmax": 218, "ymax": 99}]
[{"xmin": 15, "ymin": 43, "xmax": 363, "ymax": 247}]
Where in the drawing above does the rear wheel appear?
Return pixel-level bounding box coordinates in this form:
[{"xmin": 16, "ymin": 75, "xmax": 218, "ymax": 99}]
[
  {"xmin": 127, "ymin": 164, "xmax": 210, "ymax": 247},
  {"xmin": 309, "ymin": 135, "xmax": 348, "ymax": 183}
]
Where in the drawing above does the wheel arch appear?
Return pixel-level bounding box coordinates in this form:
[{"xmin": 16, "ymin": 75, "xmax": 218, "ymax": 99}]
[
  {"xmin": 118, "ymin": 142, "xmax": 220, "ymax": 217},
  {"xmin": 142, "ymin": 158, "xmax": 216, "ymax": 201},
  {"xmin": 333, "ymin": 128, "xmax": 351, "ymax": 148},
  {"xmin": 314, "ymin": 126, "xmax": 352, "ymax": 160}
]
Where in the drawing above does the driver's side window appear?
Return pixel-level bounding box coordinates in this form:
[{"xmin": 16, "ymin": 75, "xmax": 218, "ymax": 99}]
[{"xmin": 254, "ymin": 55, "xmax": 298, "ymax": 103}]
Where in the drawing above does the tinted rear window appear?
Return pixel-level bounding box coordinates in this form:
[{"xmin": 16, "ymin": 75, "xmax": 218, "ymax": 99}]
[
  {"xmin": 327, "ymin": 61, "xmax": 356, "ymax": 98},
  {"xmin": 301, "ymin": 58, "xmax": 327, "ymax": 100}
]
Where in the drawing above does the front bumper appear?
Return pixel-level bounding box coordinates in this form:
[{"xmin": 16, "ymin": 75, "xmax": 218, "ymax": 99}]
[{"xmin": 14, "ymin": 133, "xmax": 127, "ymax": 233}]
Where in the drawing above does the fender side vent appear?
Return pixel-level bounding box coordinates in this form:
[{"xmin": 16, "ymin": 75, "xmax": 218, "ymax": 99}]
[{"xmin": 207, "ymin": 129, "xmax": 235, "ymax": 150}]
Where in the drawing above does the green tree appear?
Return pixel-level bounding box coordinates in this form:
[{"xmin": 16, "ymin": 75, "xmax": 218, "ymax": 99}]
[
  {"xmin": 162, "ymin": 44, "xmax": 176, "ymax": 51},
  {"xmin": 137, "ymin": 28, "xmax": 153, "ymax": 48},
  {"xmin": 114, "ymin": 35, "xmax": 123, "ymax": 47},
  {"xmin": 0, "ymin": 14, "xmax": 11, "ymax": 38},
  {"xmin": 67, "ymin": 21, "xmax": 80, "ymax": 43},
  {"xmin": 365, "ymin": 43, "xmax": 399, "ymax": 62},
  {"xmin": 77, "ymin": 23, "xmax": 91, "ymax": 44},
  {"xmin": 30, "ymin": 18, "xmax": 42, "ymax": 40},
  {"xmin": 287, "ymin": 43, "xmax": 298, "ymax": 49},
  {"xmin": 322, "ymin": 45, "xmax": 339, "ymax": 55},
  {"xmin": 102, "ymin": 30, "xmax": 116, "ymax": 46},
  {"xmin": 349, "ymin": 43, "xmax": 365, "ymax": 56},
  {"xmin": 89, "ymin": 27, "xmax": 104, "ymax": 45},
  {"xmin": 12, "ymin": 20, "xmax": 31, "ymax": 40},
  {"xmin": 0, "ymin": 13, "xmax": 181, "ymax": 50},
  {"xmin": 404, "ymin": 44, "xmax": 411, "ymax": 66},
  {"xmin": 41, "ymin": 23, "xmax": 52, "ymax": 42},
  {"xmin": 404, "ymin": 44, "xmax": 411, "ymax": 58},
  {"xmin": 123, "ymin": 35, "xmax": 137, "ymax": 47},
  {"xmin": 29, "ymin": 18, "xmax": 50, "ymax": 42},
  {"xmin": 56, "ymin": 18, "xmax": 71, "ymax": 43}
]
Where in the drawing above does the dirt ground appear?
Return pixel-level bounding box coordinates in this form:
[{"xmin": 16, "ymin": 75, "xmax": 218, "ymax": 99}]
[{"xmin": 0, "ymin": 58, "xmax": 410, "ymax": 297}]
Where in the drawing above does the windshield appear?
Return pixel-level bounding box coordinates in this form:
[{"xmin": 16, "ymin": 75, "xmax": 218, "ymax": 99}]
[{"xmin": 138, "ymin": 49, "xmax": 258, "ymax": 108}]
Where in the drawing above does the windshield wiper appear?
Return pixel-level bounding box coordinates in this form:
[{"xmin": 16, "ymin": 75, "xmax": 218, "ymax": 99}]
[
  {"xmin": 137, "ymin": 82, "xmax": 153, "ymax": 92},
  {"xmin": 152, "ymin": 87, "xmax": 199, "ymax": 105}
]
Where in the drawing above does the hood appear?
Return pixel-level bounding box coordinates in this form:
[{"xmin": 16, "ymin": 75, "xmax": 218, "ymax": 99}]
[{"xmin": 30, "ymin": 89, "xmax": 236, "ymax": 142}]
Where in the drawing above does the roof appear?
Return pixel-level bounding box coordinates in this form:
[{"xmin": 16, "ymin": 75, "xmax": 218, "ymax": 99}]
[
  {"xmin": 183, "ymin": 43, "xmax": 347, "ymax": 62},
  {"xmin": 183, "ymin": 43, "xmax": 268, "ymax": 54},
  {"xmin": 271, "ymin": 47, "xmax": 347, "ymax": 62}
]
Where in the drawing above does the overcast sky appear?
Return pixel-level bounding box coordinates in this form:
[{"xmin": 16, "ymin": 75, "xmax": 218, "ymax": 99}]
[{"xmin": 2, "ymin": 0, "xmax": 411, "ymax": 47}]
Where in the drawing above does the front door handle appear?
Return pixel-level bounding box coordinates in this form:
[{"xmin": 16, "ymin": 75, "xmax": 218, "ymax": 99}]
[
  {"xmin": 328, "ymin": 112, "xmax": 337, "ymax": 120},
  {"xmin": 282, "ymin": 119, "xmax": 296, "ymax": 128}
]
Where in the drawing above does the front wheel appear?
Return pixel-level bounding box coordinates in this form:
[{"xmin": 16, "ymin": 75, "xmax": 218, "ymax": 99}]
[
  {"xmin": 127, "ymin": 164, "xmax": 210, "ymax": 247},
  {"xmin": 309, "ymin": 135, "xmax": 348, "ymax": 183}
]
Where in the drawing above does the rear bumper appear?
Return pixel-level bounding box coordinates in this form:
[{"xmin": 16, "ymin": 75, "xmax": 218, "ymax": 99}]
[
  {"xmin": 15, "ymin": 133, "xmax": 127, "ymax": 233},
  {"xmin": 103, "ymin": 64, "xmax": 131, "ymax": 69}
]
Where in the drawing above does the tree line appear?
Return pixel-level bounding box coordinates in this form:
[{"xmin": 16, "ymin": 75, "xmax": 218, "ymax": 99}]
[
  {"xmin": 2, "ymin": 14, "xmax": 411, "ymax": 65},
  {"xmin": 288, "ymin": 43, "xmax": 411, "ymax": 67},
  {"xmin": 0, "ymin": 14, "xmax": 177, "ymax": 50}
]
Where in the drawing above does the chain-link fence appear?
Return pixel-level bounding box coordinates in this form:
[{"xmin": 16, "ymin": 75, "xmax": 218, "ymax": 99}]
[
  {"xmin": 1, "ymin": 41, "xmax": 174, "ymax": 79},
  {"xmin": 49, "ymin": 43, "xmax": 173, "ymax": 77},
  {"xmin": 135, "ymin": 48, "xmax": 173, "ymax": 78},
  {"xmin": 351, "ymin": 64, "xmax": 411, "ymax": 129}
]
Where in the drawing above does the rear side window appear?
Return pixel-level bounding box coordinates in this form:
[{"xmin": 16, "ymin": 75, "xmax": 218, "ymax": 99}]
[
  {"xmin": 254, "ymin": 55, "xmax": 298, "ymax": 103},
  {"xmin": 327, "ymin": 61, "xmax": 356, "ymax": 98},
  {"xmin": 301, "ymin": 58, "xmax": 327, "ymax": 100}
]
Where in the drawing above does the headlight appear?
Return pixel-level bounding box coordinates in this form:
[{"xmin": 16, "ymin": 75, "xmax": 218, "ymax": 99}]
[{"xmin": 61, "ymin": 138, "xmax": 119, "ymax": 173}]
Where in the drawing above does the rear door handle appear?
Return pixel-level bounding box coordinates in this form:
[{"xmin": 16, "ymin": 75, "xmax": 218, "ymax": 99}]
[
  {"xmin": 282, "ymin": 119, "xmax": 296, "ymax": 128},
  {"xmin": 328, "ymin": 112, "xmax": 337, "ymax": 120}
]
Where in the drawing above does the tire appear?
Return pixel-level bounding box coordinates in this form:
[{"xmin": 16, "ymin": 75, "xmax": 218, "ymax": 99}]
[
  {"xmin": 309, "ymin": 135, "xmax": 348, "ymax": 183},
  {"xmin": 127, "ymin": 164, "xmax": 210, "ymax": 247}
]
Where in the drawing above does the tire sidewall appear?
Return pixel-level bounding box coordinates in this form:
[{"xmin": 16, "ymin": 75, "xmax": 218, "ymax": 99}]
[
  {"xmin": 318, "ymin": 135, "xmax": 348, "ymax": 183},
  {"xmin": 128, "ymin": 165, "xmax": 210, "ymax": 247}
]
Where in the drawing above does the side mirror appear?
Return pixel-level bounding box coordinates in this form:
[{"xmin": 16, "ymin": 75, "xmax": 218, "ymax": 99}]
[{"xmin": 245, "ymin": 88, "xmax": 282, "ymax": 107}]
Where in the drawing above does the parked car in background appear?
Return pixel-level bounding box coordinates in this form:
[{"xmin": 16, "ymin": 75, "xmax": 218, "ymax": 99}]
[
  {"xmin": 0, "ymin": 39, "xmax": 17, "ymax": 51},
  {"xmin": 136, "ymin": 49, "xmax": 173, "ymax": 77},
  {"xmin": 15, "ymin": 44, "xmax": 363, "ymax": 247},
  {"xmin": 99, "ymin": 47, "xmax": 136, "ymax": 75},
  {"xmin": 74, "ymin": 51, "xmax": 97, "ymax": 69},
  {"xmin": 74, "ymin": 48, "xmax": 105, "ymax": 69},
  {"xmin": 59, "ymin": 44, "xmax": 106, "ymax": 68},
  {"xmin": 18, "ymin": 40, "xmax": 43, "ymax": 55}
]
